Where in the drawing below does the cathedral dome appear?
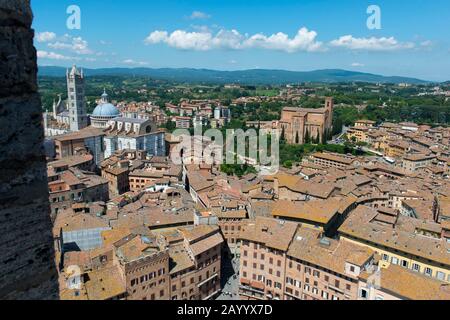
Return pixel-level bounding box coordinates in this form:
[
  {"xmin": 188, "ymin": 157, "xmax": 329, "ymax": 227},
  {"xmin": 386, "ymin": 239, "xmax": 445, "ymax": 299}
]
[
  {"xmin": 90, "ymin": 90, "xmax": 120, "ymax": 128},
  {"xmin": 92, "ymin": 89, "xmax": 120, "ymax": 117},
  {"xmin": 92, "ymin": 103, "xmax": 120, "ymax": 117}
]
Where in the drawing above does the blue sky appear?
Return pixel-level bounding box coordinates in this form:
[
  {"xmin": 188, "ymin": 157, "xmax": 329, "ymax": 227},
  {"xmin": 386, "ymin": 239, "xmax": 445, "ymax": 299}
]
[{"xmin": 32, "ymin": 0, "xmax": 449, "ymax": 81}]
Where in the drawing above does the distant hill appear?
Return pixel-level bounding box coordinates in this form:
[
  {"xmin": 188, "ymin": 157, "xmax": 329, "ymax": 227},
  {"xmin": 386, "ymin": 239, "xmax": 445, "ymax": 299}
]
[{"xmin": 38, "ymin": 66, "xmax": 432, "ymax": 85}]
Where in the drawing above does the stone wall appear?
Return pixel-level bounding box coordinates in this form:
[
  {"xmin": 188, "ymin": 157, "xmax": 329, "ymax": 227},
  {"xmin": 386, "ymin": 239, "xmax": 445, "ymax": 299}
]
[{"xmin": 0, "ymin": 0, "xmax": 58, "ymax": 299}]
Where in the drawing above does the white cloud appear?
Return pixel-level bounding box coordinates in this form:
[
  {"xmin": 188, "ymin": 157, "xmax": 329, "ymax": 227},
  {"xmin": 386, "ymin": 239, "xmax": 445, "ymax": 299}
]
[
  {"xmin": 37, "ymin": 50, "xmax": 79, "ymax": 61},
  {"xmin": 191, "ymin": 25, "xmax": 211, "ymax": 33},
  {"xmin": 144, "ymin": 27, "xmax": 324, "ymax": 52},
  {"xmin": 36, "ymin": 31, "xmax": 56, "ymax": 43},
  {"xmin": 213, "ymin": 29, "xmax": 244, "ymax": 50},
  {"xmin": 330, "ymin": 35, "xmax": 415, "ymax": 51},
  {"xmin": 48, "ymin": 36, "xmax": 93, "ymax": 55},
  {"xmin": 420, "ymin": 40, "xmax": 434, "ymax": 49},
  {"xmin": 145, "ymin": 30, "xmax": 169, "ymax": 44},
  {"xmin": 244, "ymin": 28, "xmax": 324, "ymax": 53},
  {"xmin": 122, "ymin": 59, "xmax": 148, "ymax": 66},
  {"xmin": 351, "ymin": 62, "xmax": 365, "ymax": 67},
  {"xmin": 146, "ymin": 30, "xmax": 213, "ymax": 51},
  {"xmin": 189, "ymin": 11, "xmax": 211, "ymax": 20}
]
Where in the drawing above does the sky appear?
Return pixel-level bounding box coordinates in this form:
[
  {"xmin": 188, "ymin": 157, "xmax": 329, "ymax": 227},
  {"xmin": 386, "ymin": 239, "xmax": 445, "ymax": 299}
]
[{"xmin": 31, "ymin": 0, "xmax": 450, "ymax": 81}]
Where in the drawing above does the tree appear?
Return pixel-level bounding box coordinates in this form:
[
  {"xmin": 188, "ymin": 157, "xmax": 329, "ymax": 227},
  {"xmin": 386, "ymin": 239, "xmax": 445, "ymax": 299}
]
[
  {"xmin": 283, "ymin": 160, "xmax": 293, "ymax": 169},
  {"xmin": 160, "ymin": 120, "xmax": 176, "ymax": 132},
  {"xmin": 304, "ymin": 129, "xmax": 310, "ymax": 144},
  {"xmin": 280, "ymin": 126, "xmax": 285, "ymax": 142}
]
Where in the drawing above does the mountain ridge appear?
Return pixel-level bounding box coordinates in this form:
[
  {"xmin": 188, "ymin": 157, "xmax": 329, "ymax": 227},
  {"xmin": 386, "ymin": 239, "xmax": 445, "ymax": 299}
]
[{"xmin": 37, "ymin": 66, "xmax": 437, "ymax": 85}]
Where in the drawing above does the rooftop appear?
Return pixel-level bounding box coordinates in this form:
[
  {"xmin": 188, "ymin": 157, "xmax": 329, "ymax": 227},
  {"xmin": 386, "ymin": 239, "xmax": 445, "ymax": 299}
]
[{"xmin": 239, "ymin": 217, "xmax": 298, "ymax": 252}]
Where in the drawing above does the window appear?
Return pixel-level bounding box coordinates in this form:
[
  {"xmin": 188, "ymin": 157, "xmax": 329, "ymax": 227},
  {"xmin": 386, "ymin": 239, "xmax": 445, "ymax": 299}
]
[
  {"xmin": 334, "ymin": 280, "xmax": 340, "ymax": 288},
  {"xmin": 322, "ymin": 291, "xmax": 329, "ymax": 299},
  {"xmin": 436, "ymin": 271, "xmax": 445, "ymax": 281},
  {"xmin": 425, "ymin": 267, "xmax": 433, "ymax": 277},
  {"xmin": 313, "ymin": 270, "xmax": 320, "ymax": 277},
  {"xmin": 412, "ymin": 263, "xmax": 420, "ymax": 272},
  {"xmin": 360, "ymin": 289, "xmax": 368, "ymax": 299},
  {"xmin": 349, "ymin": 266, "xmax": 355, "ymax": 272},
  {"xmin": 391, "ymin": 257, "xmax": 399, "ymax": 265},
  {"xmin": 401, "ymin": 260, "xmax": 409, "ymax": 268}
]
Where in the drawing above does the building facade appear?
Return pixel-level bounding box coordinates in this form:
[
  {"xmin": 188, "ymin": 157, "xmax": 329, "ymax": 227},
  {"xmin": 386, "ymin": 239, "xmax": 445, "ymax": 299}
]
[
  {"xmin": 104, "ymin": 117, "xmax": 165, "ymax": 159},
  {"xmin": 280, "ymin": 97, "xmax": 334, "ymax": 144}
]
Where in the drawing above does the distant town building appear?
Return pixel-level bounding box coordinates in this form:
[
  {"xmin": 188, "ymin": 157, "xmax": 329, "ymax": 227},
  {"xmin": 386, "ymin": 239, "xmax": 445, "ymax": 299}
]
[{"xmin": 280, "ymin": 97, "xmax": 334, "ymax": 144}]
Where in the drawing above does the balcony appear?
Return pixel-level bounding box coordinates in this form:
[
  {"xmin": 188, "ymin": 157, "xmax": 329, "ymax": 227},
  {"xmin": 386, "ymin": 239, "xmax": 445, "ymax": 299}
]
[
  {"xmin": 197, "ymin": 273, "xmax": 218, "ymax": 288},
  {"xmin": 239, "ymin": 284, "xmax": 264, "ymax": 296},
  {"xmin": 203, "ymin": 289, "xmax": 221, "ymax": 300}
]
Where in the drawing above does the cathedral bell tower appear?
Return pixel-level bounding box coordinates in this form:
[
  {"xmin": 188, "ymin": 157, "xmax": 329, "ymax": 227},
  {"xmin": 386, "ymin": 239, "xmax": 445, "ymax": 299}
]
[{"xmin": 67, "ymin": 65, "xmax": 88, "ymax": 131}]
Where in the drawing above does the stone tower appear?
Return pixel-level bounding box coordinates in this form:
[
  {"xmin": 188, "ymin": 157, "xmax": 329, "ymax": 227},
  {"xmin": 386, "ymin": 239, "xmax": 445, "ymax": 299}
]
[
  {"xmin": 67, "ymin": 65, "xmax": 88, "ymax": 131},
  {"xmin": 0, "ymin": 0, "xmax": 58, "ymax": 299}
]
